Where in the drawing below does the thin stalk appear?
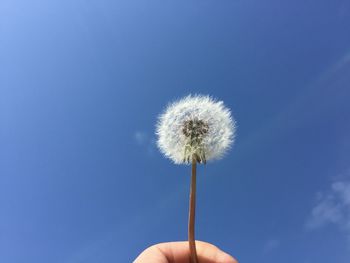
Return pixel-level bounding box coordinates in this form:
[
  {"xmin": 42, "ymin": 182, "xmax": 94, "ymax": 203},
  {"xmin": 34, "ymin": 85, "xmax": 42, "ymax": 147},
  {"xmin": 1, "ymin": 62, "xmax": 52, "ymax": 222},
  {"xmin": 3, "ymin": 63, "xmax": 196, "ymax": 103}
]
[{"xmin": 188, "ymin": 156, "xmax": 198, "ymax": 263}]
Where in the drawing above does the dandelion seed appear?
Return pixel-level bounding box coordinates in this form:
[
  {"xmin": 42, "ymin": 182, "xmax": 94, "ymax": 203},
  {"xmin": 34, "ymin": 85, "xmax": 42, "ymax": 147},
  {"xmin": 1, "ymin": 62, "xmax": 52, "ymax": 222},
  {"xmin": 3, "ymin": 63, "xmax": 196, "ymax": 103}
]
[{"xmin": 156, "ymin": 94, "xmax": 236, "ymax": 164}]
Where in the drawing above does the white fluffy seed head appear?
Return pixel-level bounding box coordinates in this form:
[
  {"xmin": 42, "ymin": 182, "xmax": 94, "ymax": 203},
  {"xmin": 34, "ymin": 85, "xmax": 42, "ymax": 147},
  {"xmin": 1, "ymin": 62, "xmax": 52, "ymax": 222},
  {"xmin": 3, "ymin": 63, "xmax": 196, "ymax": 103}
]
[{"xmin": 156, "ymin": 94, "xmax": 236, "ymax": 164}]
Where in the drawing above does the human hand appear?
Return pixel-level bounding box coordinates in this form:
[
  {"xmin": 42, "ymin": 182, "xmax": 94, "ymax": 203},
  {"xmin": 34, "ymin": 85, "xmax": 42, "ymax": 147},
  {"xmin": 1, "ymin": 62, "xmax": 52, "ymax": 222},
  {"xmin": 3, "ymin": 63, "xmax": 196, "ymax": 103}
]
[{"xmin": 133, "ymin": 241, "xmax": 238, "ymax": 263}]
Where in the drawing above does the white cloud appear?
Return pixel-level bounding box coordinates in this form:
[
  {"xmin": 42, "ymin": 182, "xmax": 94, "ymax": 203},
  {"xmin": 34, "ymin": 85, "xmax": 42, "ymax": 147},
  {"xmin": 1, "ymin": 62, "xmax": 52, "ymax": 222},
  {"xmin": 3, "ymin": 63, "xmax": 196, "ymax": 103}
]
[
  {"xmin": 306, "ymin": 178, "xmax": 350, "ymax": 237},
  {"xmin": 262, "ymin": 238, "xmax": 280, "ymax": 254},
  {"xmin": 133, "ymin": 131, "xmax": 156, "ymax": 155},
  {"xmin": 134, "ymin": 131, "xmax": 148, "ymax": 145}
]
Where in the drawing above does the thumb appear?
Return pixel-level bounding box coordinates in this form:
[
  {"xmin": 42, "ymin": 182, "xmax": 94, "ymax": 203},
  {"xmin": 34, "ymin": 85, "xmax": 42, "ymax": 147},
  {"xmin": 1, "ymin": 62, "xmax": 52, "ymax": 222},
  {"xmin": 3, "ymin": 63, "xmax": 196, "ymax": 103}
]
[{"xmin": 134, "ymin": 240, "xmax": 238, "ymax": 263}]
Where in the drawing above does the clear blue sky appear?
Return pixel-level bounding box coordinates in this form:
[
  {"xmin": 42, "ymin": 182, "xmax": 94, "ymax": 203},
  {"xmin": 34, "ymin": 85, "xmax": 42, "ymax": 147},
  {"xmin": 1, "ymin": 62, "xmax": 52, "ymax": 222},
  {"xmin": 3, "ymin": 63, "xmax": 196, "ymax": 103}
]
[{"xmin": 1, "ymin": 0, "xmax": 350, "ymax": 262}]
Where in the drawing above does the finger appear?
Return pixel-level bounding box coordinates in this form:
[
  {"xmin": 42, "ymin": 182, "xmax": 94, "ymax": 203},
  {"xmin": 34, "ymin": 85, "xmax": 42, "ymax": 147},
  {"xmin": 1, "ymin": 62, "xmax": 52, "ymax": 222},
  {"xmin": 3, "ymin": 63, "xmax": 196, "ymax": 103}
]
[{"xmin": 134, "ymin": 241, "xmax": 238, "ymax": 263}]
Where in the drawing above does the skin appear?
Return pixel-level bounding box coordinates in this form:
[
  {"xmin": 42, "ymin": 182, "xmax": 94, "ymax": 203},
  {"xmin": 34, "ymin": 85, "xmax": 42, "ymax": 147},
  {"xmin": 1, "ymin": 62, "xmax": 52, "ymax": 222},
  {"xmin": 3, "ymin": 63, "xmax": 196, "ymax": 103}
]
[{"xmin": 133, "ymin": 241, "xmax": 238, "ymax": 263}]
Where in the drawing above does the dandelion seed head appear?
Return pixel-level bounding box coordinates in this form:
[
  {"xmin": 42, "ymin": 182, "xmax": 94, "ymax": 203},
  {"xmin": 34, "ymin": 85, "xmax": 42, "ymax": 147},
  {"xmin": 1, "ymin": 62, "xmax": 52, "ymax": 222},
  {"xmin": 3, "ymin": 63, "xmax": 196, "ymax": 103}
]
[{"xmin": 156, "ymin": 94, "xmax": 236, "ymax": 164}]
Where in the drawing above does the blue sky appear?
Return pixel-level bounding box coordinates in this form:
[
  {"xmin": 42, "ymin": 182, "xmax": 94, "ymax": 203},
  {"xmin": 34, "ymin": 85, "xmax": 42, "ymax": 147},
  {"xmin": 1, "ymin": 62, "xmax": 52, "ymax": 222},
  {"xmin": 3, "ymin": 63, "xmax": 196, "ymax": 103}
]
[{"xmin": 1, "ymin": 0, "xmax": 350, "ymax": 262}]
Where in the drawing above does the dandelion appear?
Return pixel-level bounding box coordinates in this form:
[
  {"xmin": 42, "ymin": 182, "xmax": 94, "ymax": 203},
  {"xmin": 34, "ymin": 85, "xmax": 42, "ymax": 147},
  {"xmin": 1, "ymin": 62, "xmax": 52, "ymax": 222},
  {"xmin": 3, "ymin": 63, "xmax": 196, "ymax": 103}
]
[{"xmin": 156, "ymin": 94, "xmax": 236, "ymax": 263}]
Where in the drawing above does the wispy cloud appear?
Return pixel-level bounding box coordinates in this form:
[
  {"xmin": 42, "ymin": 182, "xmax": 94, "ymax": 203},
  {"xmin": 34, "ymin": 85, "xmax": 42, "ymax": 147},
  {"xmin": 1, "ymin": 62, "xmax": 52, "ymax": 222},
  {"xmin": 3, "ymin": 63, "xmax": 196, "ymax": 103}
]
[
  {"xmin": 134, "ymin": 131, "xmax": 148, "ymax": 145},
  {"xmin": 262, "ymin": 238, "xmax": 280, "ymax": 254},
  {"xmin": 306, "ymin": 175, "xmax": 350, "ymax": 239},
  {"xmin": 133, "ymin": 130, "xmax": 156, "ymax": 155}
]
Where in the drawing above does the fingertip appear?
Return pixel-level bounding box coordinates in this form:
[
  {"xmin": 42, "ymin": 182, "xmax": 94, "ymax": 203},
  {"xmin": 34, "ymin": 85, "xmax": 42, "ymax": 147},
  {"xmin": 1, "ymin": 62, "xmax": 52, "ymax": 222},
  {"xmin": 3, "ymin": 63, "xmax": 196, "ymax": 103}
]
[
  {"xmin": 195, "ymin": 240, "xmax": 238, "ymax": 263},
  {"xmin": 135, "ymin": 241, "xmax": 239, "ymax": 263},
  {"xmin": 215, "ymin": 251, "xmax": 238, "ymax": 263}
]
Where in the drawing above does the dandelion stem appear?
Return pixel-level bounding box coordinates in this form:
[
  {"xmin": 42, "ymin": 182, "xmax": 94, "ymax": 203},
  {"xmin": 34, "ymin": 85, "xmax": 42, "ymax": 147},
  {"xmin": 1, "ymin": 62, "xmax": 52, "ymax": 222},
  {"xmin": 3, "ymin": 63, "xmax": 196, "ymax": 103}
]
[{"xmin": 188, "ymin": 156, "xmax": 198, "ymax": 263}]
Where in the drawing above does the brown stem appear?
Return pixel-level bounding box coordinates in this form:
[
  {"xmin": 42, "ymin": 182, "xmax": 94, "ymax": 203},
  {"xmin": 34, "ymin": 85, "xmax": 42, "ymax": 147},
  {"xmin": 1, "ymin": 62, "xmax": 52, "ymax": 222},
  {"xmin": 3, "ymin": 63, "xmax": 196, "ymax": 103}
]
[{"xmin": 188, "ymin": 156, "xmax": 198, "ymax": 263}]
